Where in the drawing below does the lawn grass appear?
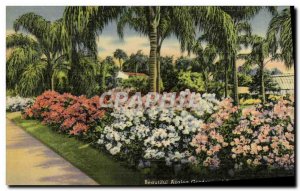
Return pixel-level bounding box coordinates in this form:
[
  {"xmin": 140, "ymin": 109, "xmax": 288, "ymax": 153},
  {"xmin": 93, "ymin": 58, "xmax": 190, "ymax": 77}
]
[{"xmin": 7, "ymin": 112, "xmax": 144, "ymax": 185}]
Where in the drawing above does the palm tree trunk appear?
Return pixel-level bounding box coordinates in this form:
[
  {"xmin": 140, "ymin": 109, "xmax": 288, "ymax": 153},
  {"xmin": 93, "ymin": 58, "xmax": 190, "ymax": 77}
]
[
  {"xmin": 101, "ymin": 63, "xmax": 106, "ymax": 92},
  {"xmin": 149, "ymin": 8, "xmax": 159, "ymax": 92},
  {"xmin": 232, "ymin": 54, "xmax": 239, "ymax": 105},
  {"xmin": 156, "ymin": 46, "xmax": 161, "ymax": 94},
  {"xmin": 119, "ymin": 59, "xmax": 122, "ymax": 71},
  {"xmin": 260, "ymin": 62, "xmax": 266, "ymax": 104},
  {"xmin": 51, "ymin": 73, "xmax": 55, "ymax": 91},
  {"xmin": 47, "ymin": 58, "xmax": 53, "ymax": 91},
  {"xmin": 224, "ymin": 60, "xmax": 228, "ymax": 97}
]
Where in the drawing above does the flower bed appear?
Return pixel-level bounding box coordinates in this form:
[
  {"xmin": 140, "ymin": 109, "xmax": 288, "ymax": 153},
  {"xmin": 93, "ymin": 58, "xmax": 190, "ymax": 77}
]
[
  {"xmin": 23, "ymin": 90, "xmax": 295, "ymax": 178},
  {"xmin": 6, "ymin": 96, "xmax": 35, "ymax": 112}
]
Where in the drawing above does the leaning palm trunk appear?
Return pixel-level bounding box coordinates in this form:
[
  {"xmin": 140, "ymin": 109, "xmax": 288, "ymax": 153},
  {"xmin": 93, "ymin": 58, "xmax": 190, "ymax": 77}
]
[{"xmin": 232, "ymin": 54, "xmax": 239, "ymax": 105}]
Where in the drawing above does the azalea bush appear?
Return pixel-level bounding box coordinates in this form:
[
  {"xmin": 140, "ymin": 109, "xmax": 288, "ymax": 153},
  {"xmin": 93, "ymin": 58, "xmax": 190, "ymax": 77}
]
[
  {"xmin": 6, "ymin": 96, "xmax": 35, "ymax": 112},
  {"xmin": 95, "ymin": 91, "xmax": 220, "ymax": 170},
  {"xmin": 230, "ymin": 98, "xmax": 294, "ymax": 171},
  {"xmin": 23, "ymin": 91, "xmax": 106, "ymax": 136},
  {"xmin": 191, "ymin": 96, "xmax": 294, "ymax": 177}
]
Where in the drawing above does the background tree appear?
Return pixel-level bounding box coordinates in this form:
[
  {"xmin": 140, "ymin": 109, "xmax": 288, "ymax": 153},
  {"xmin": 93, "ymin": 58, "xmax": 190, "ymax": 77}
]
[
  {"xmin": 249, "ymin": 69, "xmax": 279, "ymax": 95},
  {"xmin": 241, "ymin": 35, "xmax": 277, "ymax": 104},
  {"xmin": 160, "ymin": 56, "xmax": 178, "ymax": 92},
  {"xmin": 192, "ymin": 42, "xmax": 219, "ymax": 92},
  {"xmin": 98, "ymin": 56, "xmax": 118, "ymax": 93},
  {"xmin": 175, "ymin": 56, "xmax": 194, "ymax": 72},
  {"xmin": 7, "ymin": 13, "xmax": 68, "ymax": 96},
  {"xmin": 220, "ymin": 6, "xmax": 277, "ymax": 105},
  {"xmin": 118, "ymin": 6, "xmax": 237, "ymax": 93},
  {"xmin": 63, "ymin": 6, "xmax": 122, "ymax": 95},
  {"xmin": 122, "ymin": 50, "xmax": 149, "ymax": 74},
  {"xmin": 113, "ymin": 49, "xmax": 128, "ymax": 70}
]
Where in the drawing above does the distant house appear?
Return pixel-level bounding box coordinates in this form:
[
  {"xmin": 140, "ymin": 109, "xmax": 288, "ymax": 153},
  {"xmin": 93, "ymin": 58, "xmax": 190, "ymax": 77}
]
[
  {"xmin": 238, "ymin": 86, "xmax": 250, "ymax": 94},
  {"xmin": 116, "ymin": 71, "xmax": 148, "ymax": 80},
  {"xmin": 270, "ymin": 73, "xmax": 294, "ymax": 95}
]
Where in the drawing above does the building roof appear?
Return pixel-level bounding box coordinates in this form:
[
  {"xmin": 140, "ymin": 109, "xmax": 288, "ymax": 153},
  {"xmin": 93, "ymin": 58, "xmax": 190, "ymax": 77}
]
[
  {"xmin": 116, "ymin": 71, "xmax": 148, "ymax": 79},
  {"xmin": 123, "ymin": 72, "xmax": 148, "ymax": 77},
  {"xmin": 271, "ymin": 73, "xmax": 294, "ymax": 90}
]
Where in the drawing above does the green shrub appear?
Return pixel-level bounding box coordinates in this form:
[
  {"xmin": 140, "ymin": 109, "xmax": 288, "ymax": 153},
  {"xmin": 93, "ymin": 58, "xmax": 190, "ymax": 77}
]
[
  {"xmin": 121, "ymin": 76, "xmax": 149, "ymax": 94},
  {"xmin": 173, "ymin": 71, "xmax": 205, "ymax": 92}
]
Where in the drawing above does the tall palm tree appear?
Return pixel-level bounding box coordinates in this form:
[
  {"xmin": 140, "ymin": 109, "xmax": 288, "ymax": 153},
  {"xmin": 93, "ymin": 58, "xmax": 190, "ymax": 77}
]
[
  {"xmin": 63, "ymin": 6, "xmax": 122, "ymax": 94},
  {"xmin": 117, "ymin": 7, "xmax": 164, "ymax": 93},
  {"xmin": 118, "ymin": 6, "xmax": 237, "ymax": 93},
  {"xmin": 267, "ymin": 8, "xmax": 293, "ymax": 68},
  {"xmin": 6, "ymin": 13, "xmax": 68, "ymax": 96},
  {"xmin": 240, "ymin": 35, "xmax": 277, "ymax": 104},
  {"xmin": 63, "ymin": 6, "xmax": 237, "ymax": 93},
  {"xmin": 220, "ymin": 6, "xmax": 277, "ymax": 105},
  {"xmin": 113, "ymin": 49, "xmax": 128, "ymax": 70}
]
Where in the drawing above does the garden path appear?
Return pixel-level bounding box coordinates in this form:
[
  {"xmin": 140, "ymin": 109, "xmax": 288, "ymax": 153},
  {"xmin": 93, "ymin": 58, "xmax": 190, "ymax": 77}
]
[{"xmin": 6, "ymin": 114, "xmax": 98, "ymax": 185}]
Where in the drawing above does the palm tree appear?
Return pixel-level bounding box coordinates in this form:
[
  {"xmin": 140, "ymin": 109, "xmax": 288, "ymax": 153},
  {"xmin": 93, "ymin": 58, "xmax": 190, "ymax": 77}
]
[
  {"xmin": 192, "ymin": 42, "xmax": 219, "ymax": 92},
  {"xmin": 6, "ymin": 13, "xmax": 68, "ymax": 96},
  {"xmin": 118, "ymin": 7, "xmax": 238, "ymax": 93},
  {"xmin": 99, "ymin": 56, "xmax": 116, "ymax": 92},
  {"xmin": 122, "ymin": 50, "xmax": 149, "ymax": 74},
  {"xmin": 63, "ymin": 7, "xmax": 122, "ymax": 95},
  {"xmin": 267, "ymin": 8, "xmax": 293, "ymax": 68},
  {"xmin": 220, "ymin": 6, "xmax": 277, "ymax": 105},
  {"xmin": 113, "ymin": 49, "xmax": 128, "ymax": 70},
  {"xmin": 117, "ymin": 7, "xmax": 163, "ymax": 92},
  {"xmin": 241, "ymin": 35, "xmax": 277, "ymax": 104}
]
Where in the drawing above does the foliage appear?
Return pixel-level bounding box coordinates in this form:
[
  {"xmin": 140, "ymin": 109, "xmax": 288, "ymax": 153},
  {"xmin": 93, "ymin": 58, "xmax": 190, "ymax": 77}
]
[
  {"xmin": 122, "ymin": 50, "xmax": 149, "ymax": 75},
  {"xmin": 175, "ymin": 56, "xmax": 194, "ymax": 71},
  {"xmin": 240, "ymin": 98, "xmax": 261, "ymax": 105},
  {"xmin": 267, "ymin": 8, "xmax": 293, "ymax": 68},
  {"xmin": 160, "ymin": 56, "xmax": 178, "ymax": 92},
  {"xmin": 268, "ymin": 94, "xmax": 283, "ymax": 102},
  {"xmin": 7, "ymin": 13, "xmax": 69, "ymax": 96},
  {"xmin": 6, "ymin": 96, "xmax": 35, "ymax": 112},
  {"xmin": 121, "ymin": 76, "xmax": 149, "ymax": 95},
  {"xmin": 68, "ymin": 56, "xmax": 99, "ymax": 96},
  {"xmin": 238, "ymin": 73, "xmax": 252, "ymax": 87},
  {"xmin": 249, "ymin": 69, "xmax": 279, "ymax": 94},
  {"xmin": 113, "ymin": 49, "xmax": 128, "ymax": 70},
  {"xmin": 173, "ymin": 71, "xmax": 205, "ymax": 93},
  {"xmin": 97, "ymin": 56, "xmax": 119, "ymax": 93}
]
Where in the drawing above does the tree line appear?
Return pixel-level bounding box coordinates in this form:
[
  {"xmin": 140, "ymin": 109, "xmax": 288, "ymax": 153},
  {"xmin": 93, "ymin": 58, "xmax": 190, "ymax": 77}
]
[{"xmin": 6, "ymin": 6, "xmax": 293, "ymax": 105}]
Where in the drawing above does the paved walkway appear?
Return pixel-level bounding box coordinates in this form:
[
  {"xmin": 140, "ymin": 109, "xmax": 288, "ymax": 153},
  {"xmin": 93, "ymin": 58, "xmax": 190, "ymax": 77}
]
[{"xmin": 6, "ymin": 114, "xmax": 98, "ymax": 185}]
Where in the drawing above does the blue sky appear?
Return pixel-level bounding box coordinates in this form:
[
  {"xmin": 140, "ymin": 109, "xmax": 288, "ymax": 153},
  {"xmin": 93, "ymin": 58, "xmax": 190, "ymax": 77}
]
[
  {"xmin": 6, "ymin": 6, "xmax": 291, "ymax": 72},
  {"xmin": 7, "ymin": 6, "xmax": 284, "ymax": 35}
]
